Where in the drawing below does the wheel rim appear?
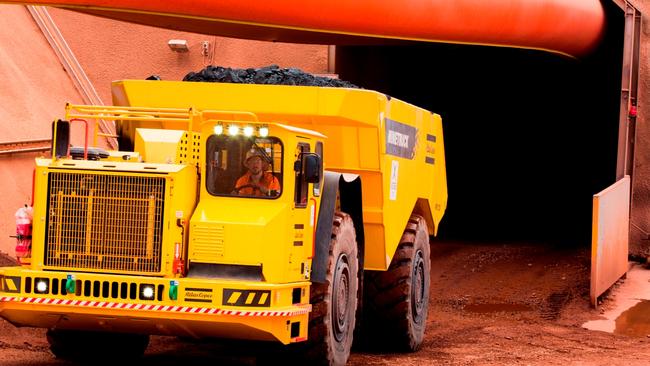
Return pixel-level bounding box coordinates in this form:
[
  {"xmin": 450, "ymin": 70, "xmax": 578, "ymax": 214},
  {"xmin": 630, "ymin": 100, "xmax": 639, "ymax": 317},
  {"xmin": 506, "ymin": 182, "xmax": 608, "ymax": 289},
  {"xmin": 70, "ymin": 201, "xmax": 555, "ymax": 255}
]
[
  {"xmin": 411, "ymin": 250, "xmax": 426, "ymax": 324},
  {"xmin": 332, "ymin": 253, "xmax": 350, "ymax": 342}
]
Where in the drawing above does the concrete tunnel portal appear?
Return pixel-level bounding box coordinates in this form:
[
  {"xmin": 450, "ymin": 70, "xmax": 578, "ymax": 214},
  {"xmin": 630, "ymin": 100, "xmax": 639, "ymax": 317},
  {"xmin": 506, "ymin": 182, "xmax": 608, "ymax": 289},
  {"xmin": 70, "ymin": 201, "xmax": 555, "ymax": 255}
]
[{"xmin": 335, "ymin": 1, "xmax": 624, "ymax": 245}]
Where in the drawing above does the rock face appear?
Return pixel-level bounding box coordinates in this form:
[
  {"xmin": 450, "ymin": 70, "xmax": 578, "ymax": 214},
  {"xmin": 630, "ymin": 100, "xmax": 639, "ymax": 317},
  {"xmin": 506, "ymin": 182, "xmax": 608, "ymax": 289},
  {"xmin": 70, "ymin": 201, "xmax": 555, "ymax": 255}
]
[{"xmin": 182, "ymin": 65, "xmax": 360, "ymax": 88}]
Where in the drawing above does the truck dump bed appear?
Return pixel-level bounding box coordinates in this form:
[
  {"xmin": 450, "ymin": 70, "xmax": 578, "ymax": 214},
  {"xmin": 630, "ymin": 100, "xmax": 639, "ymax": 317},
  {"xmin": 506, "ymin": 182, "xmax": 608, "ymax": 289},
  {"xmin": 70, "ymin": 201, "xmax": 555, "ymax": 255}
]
[{"xmin": 113, "ymin": 80, "xmax": 447, "ymax": 270}]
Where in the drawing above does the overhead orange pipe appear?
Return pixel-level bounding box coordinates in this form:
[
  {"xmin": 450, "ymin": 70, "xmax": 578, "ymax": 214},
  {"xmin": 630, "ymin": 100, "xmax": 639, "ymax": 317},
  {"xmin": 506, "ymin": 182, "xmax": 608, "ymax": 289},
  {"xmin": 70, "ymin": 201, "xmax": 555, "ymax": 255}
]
[{"xmin": 3, "ymin": 0, "xmax": 605, "ymax": 57}]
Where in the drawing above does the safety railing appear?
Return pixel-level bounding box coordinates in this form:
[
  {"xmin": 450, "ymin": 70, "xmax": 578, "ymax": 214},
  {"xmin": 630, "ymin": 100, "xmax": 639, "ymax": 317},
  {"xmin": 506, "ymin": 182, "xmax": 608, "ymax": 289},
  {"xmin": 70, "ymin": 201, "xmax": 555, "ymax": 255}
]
[{"xmin": 51, "ymin": 104, "xmax": 196, "ymax": 160}]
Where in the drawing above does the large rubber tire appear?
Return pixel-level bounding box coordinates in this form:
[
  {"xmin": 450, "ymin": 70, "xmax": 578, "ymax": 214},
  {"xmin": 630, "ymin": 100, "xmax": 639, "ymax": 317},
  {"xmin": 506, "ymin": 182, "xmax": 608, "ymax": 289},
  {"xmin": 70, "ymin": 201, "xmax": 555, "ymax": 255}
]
[
  {"xmin": 363, "ymin": 214, "xmax": 431, "ymax": 352},
  {"xmin": 306, "ymin": 211, "xmax": 359, "ymax": 366},
  {"xmin": 47, "ymin": 329, "xmax": 149, "ymax": 362}
]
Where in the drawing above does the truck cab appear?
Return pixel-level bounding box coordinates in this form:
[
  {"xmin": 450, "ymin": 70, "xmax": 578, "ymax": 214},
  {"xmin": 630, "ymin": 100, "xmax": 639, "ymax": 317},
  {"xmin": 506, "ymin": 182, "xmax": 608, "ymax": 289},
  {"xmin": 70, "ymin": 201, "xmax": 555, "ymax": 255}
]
[{"xmin": 191, "ymin": 118, "xmax": 325, "ymax": 285}]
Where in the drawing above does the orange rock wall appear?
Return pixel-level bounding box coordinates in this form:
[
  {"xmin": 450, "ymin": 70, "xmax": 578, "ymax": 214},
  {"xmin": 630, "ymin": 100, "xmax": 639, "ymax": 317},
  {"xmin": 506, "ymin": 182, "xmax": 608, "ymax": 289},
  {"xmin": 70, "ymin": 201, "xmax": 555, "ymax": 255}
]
[{"xmin": 0, "ymin": 5, "xmax": 84, "ymax": 257}]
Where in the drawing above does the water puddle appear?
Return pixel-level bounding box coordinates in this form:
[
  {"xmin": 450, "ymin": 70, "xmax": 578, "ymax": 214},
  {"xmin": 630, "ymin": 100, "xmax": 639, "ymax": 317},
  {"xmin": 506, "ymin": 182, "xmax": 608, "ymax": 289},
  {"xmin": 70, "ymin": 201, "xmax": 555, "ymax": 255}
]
[
  {"xmin": 614, "ymin": 300, "xmax": 650, "ymax": 337},
  {"xmin": 464, "ymin": 303, "xmax": 533, "ymax": 313}
]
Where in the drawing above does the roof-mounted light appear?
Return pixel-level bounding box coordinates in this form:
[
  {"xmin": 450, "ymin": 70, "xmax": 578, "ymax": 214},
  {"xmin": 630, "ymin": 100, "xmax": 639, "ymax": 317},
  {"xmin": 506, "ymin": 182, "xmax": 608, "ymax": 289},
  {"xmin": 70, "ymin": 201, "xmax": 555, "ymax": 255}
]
[
  {"xmin": 243, "ymin": 126, "xmax": 254, "ymax": 137},
  {"xmin": 214, "ymin": 124, "xmax": 224, "ymax": 135},
  {"xmin": 259, "ymin": 126, "xmax": 269, "ymax": 137},
  {"xmin": 228, "ymin": 125, "xmax": 239, "ymax": 136}
]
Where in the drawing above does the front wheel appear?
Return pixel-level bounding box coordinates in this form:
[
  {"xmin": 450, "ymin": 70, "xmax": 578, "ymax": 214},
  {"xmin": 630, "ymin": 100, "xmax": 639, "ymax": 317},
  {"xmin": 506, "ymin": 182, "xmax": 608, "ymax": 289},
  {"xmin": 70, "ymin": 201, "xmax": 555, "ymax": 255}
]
[{"xmin": 306, "ymin": 211, "xmax": 359, "ymax": 366}]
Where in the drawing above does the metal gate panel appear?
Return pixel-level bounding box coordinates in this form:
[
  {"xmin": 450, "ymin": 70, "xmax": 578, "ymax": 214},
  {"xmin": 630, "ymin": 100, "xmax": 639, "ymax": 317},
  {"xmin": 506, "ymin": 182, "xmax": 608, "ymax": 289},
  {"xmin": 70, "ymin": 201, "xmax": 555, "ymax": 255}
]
[{"xmin": 591, "ymin": 176, "xmax": 630, "ymax": 306}]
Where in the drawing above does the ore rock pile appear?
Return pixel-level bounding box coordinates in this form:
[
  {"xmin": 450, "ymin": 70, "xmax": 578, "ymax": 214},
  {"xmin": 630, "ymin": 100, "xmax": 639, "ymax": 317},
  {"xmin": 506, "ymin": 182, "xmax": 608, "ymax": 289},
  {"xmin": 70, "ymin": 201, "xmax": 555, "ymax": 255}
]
[{"xmin": 182, "ymin": 65, "xmax": 360, "ymax": 88}]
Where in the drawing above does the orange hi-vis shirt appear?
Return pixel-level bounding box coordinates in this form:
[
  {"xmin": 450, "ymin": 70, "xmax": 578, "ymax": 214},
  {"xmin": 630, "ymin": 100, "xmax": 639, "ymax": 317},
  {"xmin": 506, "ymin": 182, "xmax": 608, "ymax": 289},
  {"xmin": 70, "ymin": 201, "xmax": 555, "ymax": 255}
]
[{"xmin": 235, "ymin": 171, "xmax": 281, "ymax": 196}]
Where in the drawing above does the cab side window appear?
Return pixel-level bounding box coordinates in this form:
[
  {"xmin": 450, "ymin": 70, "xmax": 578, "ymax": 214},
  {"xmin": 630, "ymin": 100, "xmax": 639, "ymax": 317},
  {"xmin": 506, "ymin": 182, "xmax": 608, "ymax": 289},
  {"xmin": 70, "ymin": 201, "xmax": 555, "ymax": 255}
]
[
  {"xmin": 294, "ymin": 142, "xmax": 310, "ymax": 207},
  {"xmin": 314, "ymin": 141, "xmax": 323, "ymax": 197}
]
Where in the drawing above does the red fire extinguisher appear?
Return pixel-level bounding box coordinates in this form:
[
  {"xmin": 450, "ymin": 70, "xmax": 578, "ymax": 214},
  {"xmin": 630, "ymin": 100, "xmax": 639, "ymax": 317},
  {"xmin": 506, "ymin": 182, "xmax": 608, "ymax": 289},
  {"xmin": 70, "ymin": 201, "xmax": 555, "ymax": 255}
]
[{"xmin": 14, "ymin": 205, "xmax": 33, "ymax": 263}]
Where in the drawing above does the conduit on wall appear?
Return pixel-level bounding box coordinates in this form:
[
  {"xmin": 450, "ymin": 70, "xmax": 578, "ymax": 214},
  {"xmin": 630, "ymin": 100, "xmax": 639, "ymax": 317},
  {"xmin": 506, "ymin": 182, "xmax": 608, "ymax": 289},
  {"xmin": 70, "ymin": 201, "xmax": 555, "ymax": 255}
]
[{"xmin": 25, "ymin": 5, "xmax": 117, "ymax": 148}]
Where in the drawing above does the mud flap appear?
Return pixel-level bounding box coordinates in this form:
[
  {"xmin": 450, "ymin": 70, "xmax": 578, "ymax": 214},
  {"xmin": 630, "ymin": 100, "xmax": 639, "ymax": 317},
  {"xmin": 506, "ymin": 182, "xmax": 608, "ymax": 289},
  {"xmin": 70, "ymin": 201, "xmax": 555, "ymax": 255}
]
[{"xmin": 312, "ymin": 171, "xmax": 364, "ymax": 283}]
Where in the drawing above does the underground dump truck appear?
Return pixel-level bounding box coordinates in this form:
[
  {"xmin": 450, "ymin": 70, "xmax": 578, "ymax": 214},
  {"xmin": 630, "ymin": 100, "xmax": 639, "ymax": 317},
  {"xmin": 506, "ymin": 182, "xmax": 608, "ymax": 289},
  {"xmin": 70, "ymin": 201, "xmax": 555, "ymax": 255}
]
[{"xmin": 0, "ymin": 80, "xmax": 447, "ymax": 365}]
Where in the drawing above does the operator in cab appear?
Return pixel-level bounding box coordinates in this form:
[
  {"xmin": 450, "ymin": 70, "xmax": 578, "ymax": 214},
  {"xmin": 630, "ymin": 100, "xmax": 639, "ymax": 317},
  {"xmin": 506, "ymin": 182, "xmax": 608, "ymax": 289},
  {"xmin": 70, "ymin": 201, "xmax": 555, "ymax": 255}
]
[{"xmin": 233, "ymin": 148, "xmax": 281, "ymax": 196}]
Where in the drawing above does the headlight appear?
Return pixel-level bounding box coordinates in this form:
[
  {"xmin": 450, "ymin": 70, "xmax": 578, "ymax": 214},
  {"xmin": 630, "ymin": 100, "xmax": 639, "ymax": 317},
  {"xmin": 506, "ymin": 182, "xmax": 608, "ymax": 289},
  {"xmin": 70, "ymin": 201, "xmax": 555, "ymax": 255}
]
[
  {"xmin": 140, "ymin": 284, "xmax": 155, "ymax": 300},
  {"xmin": 35, "ymin": 279, "xmax": 49, "ymax": 294}
]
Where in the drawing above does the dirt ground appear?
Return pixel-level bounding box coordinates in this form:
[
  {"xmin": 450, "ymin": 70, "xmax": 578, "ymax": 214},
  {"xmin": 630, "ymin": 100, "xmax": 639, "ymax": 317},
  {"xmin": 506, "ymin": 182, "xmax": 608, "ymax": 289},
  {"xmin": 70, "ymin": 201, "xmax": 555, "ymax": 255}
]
[{"xmin": 2, "ymin": 241, "xmax": 650, "ymax": 365}]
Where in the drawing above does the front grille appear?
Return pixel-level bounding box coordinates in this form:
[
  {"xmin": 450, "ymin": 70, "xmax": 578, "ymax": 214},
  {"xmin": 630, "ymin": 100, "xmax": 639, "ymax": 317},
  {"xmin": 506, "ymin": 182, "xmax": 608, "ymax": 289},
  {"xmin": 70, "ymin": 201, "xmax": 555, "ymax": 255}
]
[{"xmin": 45, "ymin": 172, "xmax": 165, "ymax": 274}]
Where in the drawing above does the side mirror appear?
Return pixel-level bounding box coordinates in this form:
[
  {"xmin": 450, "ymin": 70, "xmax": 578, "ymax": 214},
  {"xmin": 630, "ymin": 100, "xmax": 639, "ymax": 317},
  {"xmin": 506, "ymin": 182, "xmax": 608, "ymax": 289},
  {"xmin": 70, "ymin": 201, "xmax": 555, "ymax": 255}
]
[
  {"xmin": 52, "ymin": 120, "xmax": 70, "ymax": 158},
  {"xmin": 303, "ymin": 153, "xmax": 321, "ymax": 184}
]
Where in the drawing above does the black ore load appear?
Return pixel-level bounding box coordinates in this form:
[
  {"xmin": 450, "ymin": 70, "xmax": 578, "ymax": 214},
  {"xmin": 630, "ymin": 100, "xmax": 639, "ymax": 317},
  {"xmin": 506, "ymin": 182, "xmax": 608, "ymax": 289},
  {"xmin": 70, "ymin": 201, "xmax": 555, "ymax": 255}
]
[{"xmin": 182, "ymin": 65, "xmax": 360, "ymax": 88}]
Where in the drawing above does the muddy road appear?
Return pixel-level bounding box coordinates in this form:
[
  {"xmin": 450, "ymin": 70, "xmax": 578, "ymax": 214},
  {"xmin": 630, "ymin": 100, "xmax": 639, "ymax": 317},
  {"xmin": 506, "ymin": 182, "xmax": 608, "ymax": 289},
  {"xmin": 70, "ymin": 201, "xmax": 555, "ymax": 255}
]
[{"xmin": 2, "ymin": 241, "xmax": 650, "ymax": 365}]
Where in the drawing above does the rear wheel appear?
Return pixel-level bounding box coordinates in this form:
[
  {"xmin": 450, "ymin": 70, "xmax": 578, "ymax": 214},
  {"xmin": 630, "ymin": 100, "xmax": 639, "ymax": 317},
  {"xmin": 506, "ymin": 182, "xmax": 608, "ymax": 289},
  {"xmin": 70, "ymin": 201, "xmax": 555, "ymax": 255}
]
[
  {"xmin": 47, "ymin": 329, "xmax": 149, "ymax": 362},
  {"xmin": 363, "ymin": 214, "xmax": 431, "ymax": 351},
  {"xmin": 306, "ymin": 211, "xmax": 359, "ymax": 365}
]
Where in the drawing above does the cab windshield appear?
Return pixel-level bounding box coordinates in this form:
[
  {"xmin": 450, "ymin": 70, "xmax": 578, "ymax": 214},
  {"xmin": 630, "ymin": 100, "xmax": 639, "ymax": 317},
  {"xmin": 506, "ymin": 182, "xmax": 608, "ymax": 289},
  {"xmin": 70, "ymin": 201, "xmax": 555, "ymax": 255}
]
[{"xmin": 206, "ymin": 135, "xmax": 283, "ymax": 198}]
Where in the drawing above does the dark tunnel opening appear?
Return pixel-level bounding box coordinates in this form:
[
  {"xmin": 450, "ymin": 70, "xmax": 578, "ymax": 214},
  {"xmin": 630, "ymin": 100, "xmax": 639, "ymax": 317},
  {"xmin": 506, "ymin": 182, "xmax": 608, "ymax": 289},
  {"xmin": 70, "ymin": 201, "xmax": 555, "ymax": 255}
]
[{"xmin": 336, "ymin": 1, "xmax": 624, "ymax": 246}]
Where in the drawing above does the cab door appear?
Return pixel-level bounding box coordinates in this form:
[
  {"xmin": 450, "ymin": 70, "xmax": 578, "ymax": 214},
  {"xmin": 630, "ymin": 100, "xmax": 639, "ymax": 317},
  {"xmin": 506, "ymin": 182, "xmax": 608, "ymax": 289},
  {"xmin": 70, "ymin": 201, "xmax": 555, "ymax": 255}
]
[{"xmin": 288, "ymin": 140, "xmax": 316, "ymax": 281}]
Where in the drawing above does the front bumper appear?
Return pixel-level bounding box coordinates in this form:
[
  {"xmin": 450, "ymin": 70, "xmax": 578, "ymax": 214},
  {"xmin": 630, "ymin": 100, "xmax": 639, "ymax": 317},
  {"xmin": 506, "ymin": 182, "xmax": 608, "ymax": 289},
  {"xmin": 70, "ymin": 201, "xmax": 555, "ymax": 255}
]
[{"xmin": 0, "ymin": 267, "xmax": 310, "ymax": 344}]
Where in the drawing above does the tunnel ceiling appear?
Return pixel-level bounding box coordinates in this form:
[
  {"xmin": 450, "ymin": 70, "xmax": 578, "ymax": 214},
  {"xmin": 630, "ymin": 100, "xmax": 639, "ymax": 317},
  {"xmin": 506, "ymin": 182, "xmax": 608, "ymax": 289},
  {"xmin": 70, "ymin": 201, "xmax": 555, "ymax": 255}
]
[{"xmin": 9, "ymin": 0, "xmax": 604, "ymax": 57}]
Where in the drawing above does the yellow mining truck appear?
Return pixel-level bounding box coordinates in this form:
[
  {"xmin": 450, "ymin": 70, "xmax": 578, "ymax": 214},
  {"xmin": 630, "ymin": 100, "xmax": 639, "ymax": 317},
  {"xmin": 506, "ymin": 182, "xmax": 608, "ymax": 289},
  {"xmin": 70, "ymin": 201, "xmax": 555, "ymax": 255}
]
[{"xmin": 0, "ymin": 80, "xmax": 447, "ymax": 365}]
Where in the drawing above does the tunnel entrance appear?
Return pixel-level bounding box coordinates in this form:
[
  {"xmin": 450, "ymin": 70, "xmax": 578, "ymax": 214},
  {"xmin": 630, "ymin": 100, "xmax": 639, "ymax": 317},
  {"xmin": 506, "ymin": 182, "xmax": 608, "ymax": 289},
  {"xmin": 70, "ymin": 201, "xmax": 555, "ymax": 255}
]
[{"xmin": 336, "ymin": 1, "xmax": 624, "ymax": 246}]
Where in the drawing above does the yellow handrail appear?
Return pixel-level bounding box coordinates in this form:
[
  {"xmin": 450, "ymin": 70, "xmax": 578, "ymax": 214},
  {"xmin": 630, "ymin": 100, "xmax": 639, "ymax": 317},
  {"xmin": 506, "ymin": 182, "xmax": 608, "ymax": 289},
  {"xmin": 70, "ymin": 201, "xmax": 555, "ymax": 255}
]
[{"xmin": 51, "ymin": 104, "xmax": 197, "ymax": 160}]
